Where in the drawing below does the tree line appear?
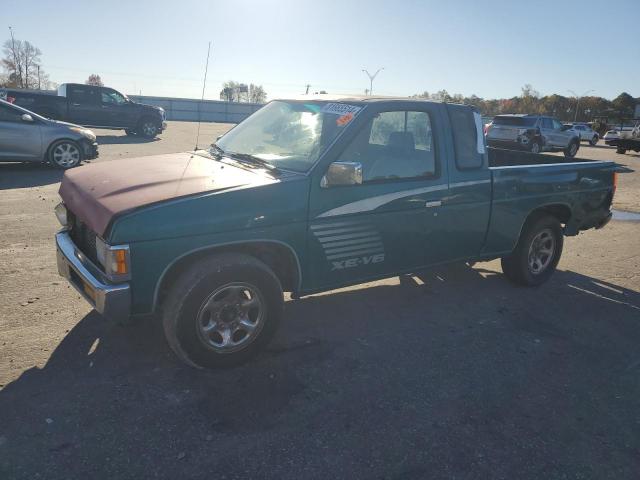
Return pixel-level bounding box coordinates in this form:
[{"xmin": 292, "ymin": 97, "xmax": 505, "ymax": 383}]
[{"xmin": 413, "ymin": 84, "xmax": 638, "ymax": 124}]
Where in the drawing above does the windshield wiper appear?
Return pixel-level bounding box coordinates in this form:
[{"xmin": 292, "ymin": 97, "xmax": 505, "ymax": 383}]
[{"xmin": 225, "ymin": 151, "xmax": 282, "ymax": 174}]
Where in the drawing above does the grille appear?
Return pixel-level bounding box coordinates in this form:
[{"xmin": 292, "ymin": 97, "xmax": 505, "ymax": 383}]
[{"xmin": 68, "ymin": 210, "xmax": 99, "ymax": 266}]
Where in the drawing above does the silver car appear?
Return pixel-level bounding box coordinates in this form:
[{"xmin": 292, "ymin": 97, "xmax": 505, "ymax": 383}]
[
  {"xmin": 0, "ymin": 99, "xmax": 98, "ymax": 169},
  {"xmin": 571, "ymin": 124, "xmax": 599, "ymax": 145}
]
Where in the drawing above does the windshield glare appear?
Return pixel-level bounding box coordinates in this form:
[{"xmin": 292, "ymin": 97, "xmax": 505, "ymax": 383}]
[{"xmin": 214, "ymin": 100, "xmax": 357, "ymax": 172}]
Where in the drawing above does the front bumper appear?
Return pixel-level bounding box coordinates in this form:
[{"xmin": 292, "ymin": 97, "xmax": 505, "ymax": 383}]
[
  {"xmin": 80, "ymin": 139, "xmax": 99, "ymax": 160},
  {"xmin": 56, "ymin": 231, "xmax": 130, "ymax": 322}
]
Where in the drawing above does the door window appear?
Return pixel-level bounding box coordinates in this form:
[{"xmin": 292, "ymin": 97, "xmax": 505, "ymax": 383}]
[
  {"xmin": 69, "ymin": 86, "xmax": 97, "ymax": 105},
  {"xmin": 552, "ymin": 119, "xmax": 563, "ymax": 130},
  {"xmin": 0, "ymin": 104, "xmax": 24, "ymax": 122},
  {"xmin": 541, "ymin": 118, "xmax": 553, "ymax": 129},
  {"xmin": 101, "ymin": 89, "xmax": 127, "ymax": 105},
  {"xmin": 335, "ymin": 110, "xmax": 437, "ymax": 182}
]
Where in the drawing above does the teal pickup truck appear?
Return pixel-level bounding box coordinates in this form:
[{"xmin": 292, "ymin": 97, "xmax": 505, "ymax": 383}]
[{"xmin": 54, "ymin": 97, "xmax": 617, "ymax": 368}]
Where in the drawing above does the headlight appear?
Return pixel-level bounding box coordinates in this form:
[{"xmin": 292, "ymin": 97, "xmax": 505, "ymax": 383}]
[
  {"xmin": 96, "ymin": 237, "xmax": 131, "ymax": 281},
  {"xmin": 54, "ymin": 202, "xmax": 68, "ymax": 227},
  {"xmin": 69, "ymin": 127, "xmax": 96, "ymax": 141}
]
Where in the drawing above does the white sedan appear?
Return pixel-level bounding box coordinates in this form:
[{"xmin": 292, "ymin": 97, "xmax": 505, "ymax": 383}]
[{"xmin": 571, "ymin": 124, "xmax": 599, "ymax": 145}]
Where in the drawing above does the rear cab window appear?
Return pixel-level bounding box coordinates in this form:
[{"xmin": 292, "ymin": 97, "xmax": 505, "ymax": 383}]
[
  {"xmin": 69, "ymin": 86, "xmax": 98, "ymax": 105},
  {"xmin": 448, "ymin": 105, "xmax": 483, "ymax": 170}
]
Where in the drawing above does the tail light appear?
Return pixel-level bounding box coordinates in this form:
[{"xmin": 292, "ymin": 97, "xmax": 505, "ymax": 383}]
[{"xmin": 7, "ymin": 96, "xmax": 15, "ymax": 104}]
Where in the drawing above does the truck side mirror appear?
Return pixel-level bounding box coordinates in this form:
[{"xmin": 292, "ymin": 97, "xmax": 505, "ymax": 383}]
[
  {"xmin": 321, "ymin": 161, "xmax": 363, "ymax": 188},
  {"xmin": 21, "ymin": 113, "xmax": 34, "ymax": 123}
]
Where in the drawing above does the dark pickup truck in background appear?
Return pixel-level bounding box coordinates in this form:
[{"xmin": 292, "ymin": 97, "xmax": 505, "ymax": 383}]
[{"xmin": 1, "ymin": 83, "xmax": 166, "ymax": 138}]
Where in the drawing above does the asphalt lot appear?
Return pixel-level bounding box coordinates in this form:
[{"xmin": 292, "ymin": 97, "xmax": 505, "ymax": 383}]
[{"xmin": 1, "ymin": 122, "xmax": 639, "ymax": 479}]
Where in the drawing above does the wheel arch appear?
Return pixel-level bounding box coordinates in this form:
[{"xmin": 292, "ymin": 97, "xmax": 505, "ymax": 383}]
[
  {"xmin": 515, "ymin": 203, "xmax": 572, "ymax": 245},
  {"xmin": 153, "ymin": 240, "xmax": 302, "ymax": 313}
]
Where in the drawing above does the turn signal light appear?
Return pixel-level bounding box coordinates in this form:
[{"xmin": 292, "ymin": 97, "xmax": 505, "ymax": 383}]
[{"xmin": 115, "ymin": 250, "xmax": 128, "ymax": 275}]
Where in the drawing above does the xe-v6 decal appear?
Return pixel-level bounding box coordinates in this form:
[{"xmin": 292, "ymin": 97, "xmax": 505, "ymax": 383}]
[{"xmin": 310, "ymin": 221, "xmax": 385, "ymax": 269}]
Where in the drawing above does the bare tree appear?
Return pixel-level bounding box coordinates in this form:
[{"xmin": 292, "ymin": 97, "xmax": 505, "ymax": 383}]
[
  {"xmin": 1, "ymin": 38, "xmax": 50, "ymax": 89},
  {"xmin": 85, "ymin": 74, "xmax": 104, "ymax": 86},
  {"xmin": 248, "ymin": 84, "xmax": 266, "ymax": 103}
]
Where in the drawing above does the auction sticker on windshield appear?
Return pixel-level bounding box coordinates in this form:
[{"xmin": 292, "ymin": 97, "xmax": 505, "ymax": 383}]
[{"xmin": 321, "ymin": 103, "xmax": 362, "ymax": 116}]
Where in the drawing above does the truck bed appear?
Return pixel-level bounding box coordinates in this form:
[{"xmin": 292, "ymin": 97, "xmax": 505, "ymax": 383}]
[
  {"xmin": 482, "ymin": 147, "xmax": 616, "ymax": 255},
  {"xmin": 487, "ymin": 147, "xmax": 597, "ymax": 167}
]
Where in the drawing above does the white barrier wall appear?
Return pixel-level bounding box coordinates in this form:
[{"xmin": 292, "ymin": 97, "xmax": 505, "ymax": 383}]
[{"xmin": 129, "ymin": 95, "xmax": 264, "ymax": 123}]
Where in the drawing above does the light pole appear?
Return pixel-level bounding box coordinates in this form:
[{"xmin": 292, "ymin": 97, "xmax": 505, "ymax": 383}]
[
  {"xmin": 362, "ymin": 67, "xmax": 384, "ymax": 96},
  {"xmin": 568, "ymin": 89, "xmax": 594, "ymax": 122}
]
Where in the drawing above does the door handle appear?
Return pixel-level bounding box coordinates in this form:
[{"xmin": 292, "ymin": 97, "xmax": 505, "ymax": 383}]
[
  {"xmin": 425, "ymin": 200, "xmax": 442, "ymax": 208},
  {"xmin": 71, "ymin": 103, "xmax": 81, "ymax": 106}
]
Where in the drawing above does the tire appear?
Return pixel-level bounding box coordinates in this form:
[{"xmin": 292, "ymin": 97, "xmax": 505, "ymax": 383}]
[
  {"xmin": 589, "ymin": 135, "xmax": 599, "ymax": 146},
  {"xmin": 616, "ymin": 146, "xmax": 627, "ymax": 154},
  {"xmin": 138, "ymin": 118, "xmax": 159, "ymax": 138},
  {"xmin": 161, "ymin": 253, "xmax": 284, "ymax": 369},
  {"xmin": 500, "ymin": 213, "xmax": 564, "ymax": 287},
  {"xmin": 564, "ymin": 141, "xmax": 579, "ymax": 158},
  {"xmin": 47, "ymin": 139, "xmax": 82, "ymax": 169},
  {"xmin": 530, "ymin": 141, "xmax": 541, "ymax": 154},
  {"xmin": 125, "ymin": 129, "xmax": 137, "ymax": 136}
]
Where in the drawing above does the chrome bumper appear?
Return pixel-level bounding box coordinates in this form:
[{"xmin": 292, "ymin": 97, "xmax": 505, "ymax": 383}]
[{"xmin": 56, "ymin": 231, "xmax": 131, "ymax": 323}]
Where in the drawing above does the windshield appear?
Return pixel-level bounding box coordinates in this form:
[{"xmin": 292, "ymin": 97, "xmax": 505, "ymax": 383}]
[
  {"xmin": 493, "ymin": 116, "xmax": 537, "ymax": 127},
  {"xmin": 214, "ymin": 100, "xmax": 361, "ymax": 172}
]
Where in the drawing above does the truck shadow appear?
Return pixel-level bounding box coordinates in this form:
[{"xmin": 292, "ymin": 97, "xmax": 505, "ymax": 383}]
[
  {"xmin": 0, "ymin": 163, "xmax": 64, "ymax": 189},
  {"xmin": 1, "ymin": 264, "xmax": 639, "ymax": 477}
]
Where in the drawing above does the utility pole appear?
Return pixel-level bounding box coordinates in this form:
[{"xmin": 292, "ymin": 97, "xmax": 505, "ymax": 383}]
[
  {"xmin": 362, "ymin": 67, "xmax": 384, "ymax": 96},
  {"xmin": 568, "ymin": 89, "xmax": 594, "ymax": 122},
  {"xmin": 37, "ymin": 65, "xmax": 40, "ymax": 90},
  {"xmin": 305, "ymin": 84, "xmax": 311, "ymax": 95}
]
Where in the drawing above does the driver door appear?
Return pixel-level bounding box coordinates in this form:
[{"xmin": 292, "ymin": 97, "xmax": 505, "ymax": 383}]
[
  {"xmin": 98, "ymin": 88, "xmax": 137, "ymax": 128},
  {"xmin": 305, "ymin": 104, "xmax": 449, "ymax": 291}
]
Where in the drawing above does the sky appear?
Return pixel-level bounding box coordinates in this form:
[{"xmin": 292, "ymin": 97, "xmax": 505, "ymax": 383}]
[{"xmin": 3, "ymin": 0, "xmax": 639, "ymax": 101}]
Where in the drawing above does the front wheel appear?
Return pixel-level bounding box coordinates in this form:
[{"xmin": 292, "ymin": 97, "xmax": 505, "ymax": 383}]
[
  {"xmin": 530, "ymin": 141, "xmax": 541, "ymax": 154},
  {"xmin": 47, "ymin": 140, "xmax": 82, "ymax": 169},
  {"xmin": 616, "ymin": 146, "xmax": 627, "ymax": 154},
  {"xmin": 501, "ymin": 213, "xmax": 564, "ymax": 286},
  {"xmin": 564, "ymin": 141, "xmax": 579, "ymax": 158},
  {"xmin": 138, "ymin": 119, "xmax": 159, "ymax": 138},
  {"xmin": 161, "ymin": 253, "xmax": 284, "ymax": 369}
]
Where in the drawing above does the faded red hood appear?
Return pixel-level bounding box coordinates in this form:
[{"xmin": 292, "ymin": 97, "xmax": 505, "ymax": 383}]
[{"xmin": 59, "ymin": 152, "xmax": 273, "ymax": 236}]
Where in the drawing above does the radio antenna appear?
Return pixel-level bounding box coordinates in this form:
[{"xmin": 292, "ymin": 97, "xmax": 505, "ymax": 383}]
[{"xmin": 194, "ymin": 41, "xmax": 212, "ymax": 151}]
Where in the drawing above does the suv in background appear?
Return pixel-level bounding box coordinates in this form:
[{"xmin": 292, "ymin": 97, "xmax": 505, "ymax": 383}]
[
  {"xmin": 486, "ymin": 114, "xmax": 581, "ymax": 157},
  {"xmin": 571, "ymin": 123, "xmax": 599, "ymax": 145}
]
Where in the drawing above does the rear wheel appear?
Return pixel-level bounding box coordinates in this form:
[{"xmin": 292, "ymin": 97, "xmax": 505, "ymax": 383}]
[
  {"xmin": 616, "ymin": 146, "xmax": 627, "ymax": 154},
  {"xmin": 161, "ymin": 253, "xmax": 284, "ymax": 369},
  {"xmin": 564, "ymin": 141, "xmax": 579, "ymax": 158},
  {"xmin": 501, "ymin": 213, "xmax": 563, "ymax": 286},
  {"xmin": 589, "ymin": 135, "xmax": 599, "ymax": 146},
  {"xmin": 47, "ymin": 140, "xmax": 82, "ymax": 169}
]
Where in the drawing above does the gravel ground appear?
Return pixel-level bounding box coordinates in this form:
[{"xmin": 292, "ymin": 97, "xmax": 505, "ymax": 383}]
[{"xmin": 0, "ymin": 123, "xmax": 639, "ymax": 479}]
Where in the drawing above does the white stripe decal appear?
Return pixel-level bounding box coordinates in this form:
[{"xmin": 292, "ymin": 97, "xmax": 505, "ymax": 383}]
[
  {"xmin": 321, "ymin": 236, "xmax": 384, "ymax": 248},
  {"xmin": 318, "ymin": 232, "xmax": 380, "ymax": 243},
  {"xmin": 317, "ymin": 184, "xmax": 448, "ymax": 218},
  {"xmin": 324, "ymin": 242, "xmax": 383, "ymax": 254},
  {"xmin": 449, "ymin": 179, "xmax": 491, "ymax": 188}
]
